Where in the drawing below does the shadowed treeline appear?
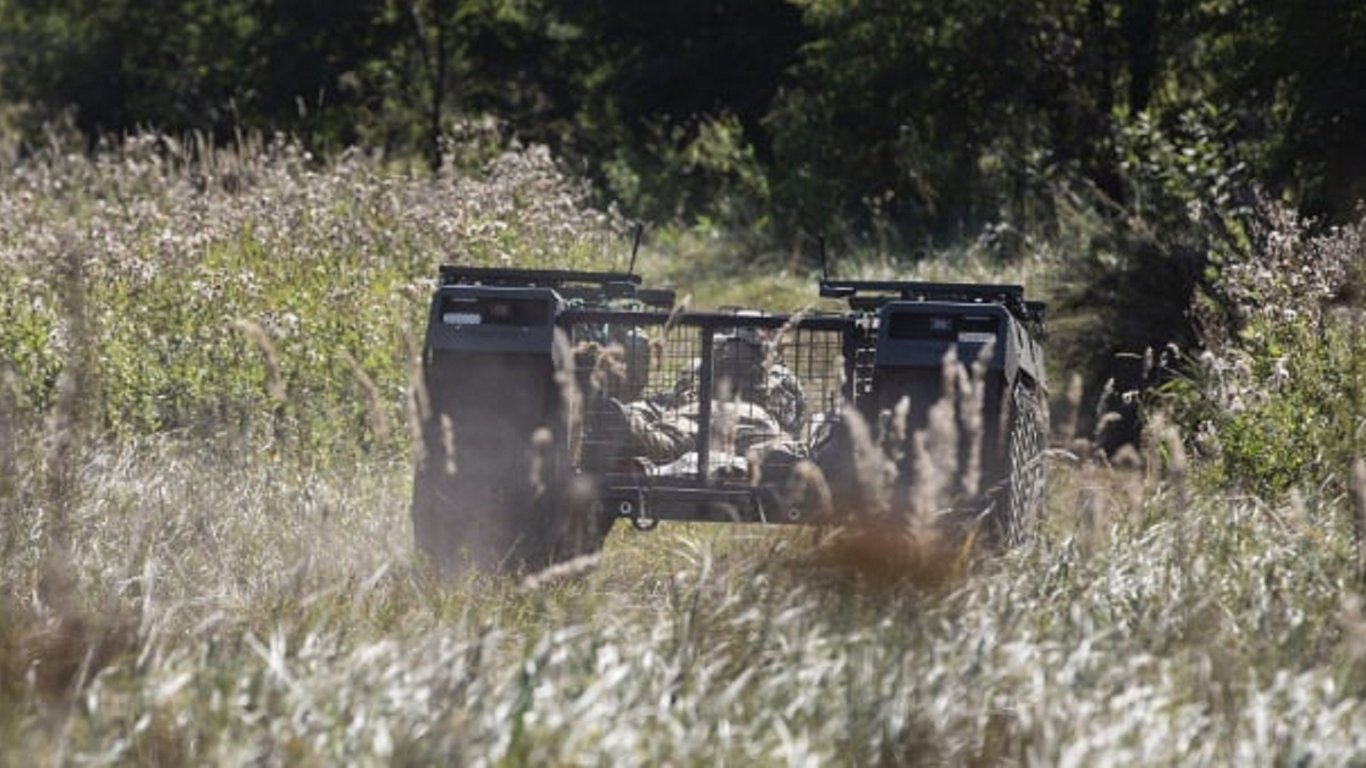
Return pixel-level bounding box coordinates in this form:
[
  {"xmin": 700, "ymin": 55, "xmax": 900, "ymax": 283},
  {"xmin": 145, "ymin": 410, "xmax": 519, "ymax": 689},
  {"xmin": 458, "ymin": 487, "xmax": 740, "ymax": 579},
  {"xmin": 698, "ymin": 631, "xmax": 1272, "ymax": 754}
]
[{"xmin": 2, "ymin": 1, "xmax": 1365, "ymax": 243}]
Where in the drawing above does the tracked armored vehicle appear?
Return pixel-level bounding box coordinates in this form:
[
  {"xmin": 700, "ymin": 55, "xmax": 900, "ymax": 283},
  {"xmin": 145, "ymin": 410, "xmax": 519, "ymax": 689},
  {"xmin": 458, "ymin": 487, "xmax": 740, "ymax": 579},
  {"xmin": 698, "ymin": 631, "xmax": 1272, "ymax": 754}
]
[
  {"xmin": 411, "ymin": 266, "xmax": 1047, "ymax": 572},
  {"xmin": 816, "ymin": 279, "xmax": 1048, "ymax": 545}
]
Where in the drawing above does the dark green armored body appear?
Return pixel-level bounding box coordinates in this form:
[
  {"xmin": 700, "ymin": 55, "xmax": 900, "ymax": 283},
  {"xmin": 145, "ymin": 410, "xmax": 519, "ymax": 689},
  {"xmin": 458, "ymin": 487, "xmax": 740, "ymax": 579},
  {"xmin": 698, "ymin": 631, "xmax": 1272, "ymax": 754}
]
[
  {"xmin": 412, "ymin": 268, "xmax": 1047, "ymax": 572},
  {"xmin": 816, "ymin": 280, "xmax": 1048, "ymax": 545}
]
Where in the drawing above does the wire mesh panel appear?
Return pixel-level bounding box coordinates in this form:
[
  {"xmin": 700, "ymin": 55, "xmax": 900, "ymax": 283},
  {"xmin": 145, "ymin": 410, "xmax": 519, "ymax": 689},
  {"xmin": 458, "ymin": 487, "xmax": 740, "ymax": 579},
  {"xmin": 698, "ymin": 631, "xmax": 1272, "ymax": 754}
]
[
  {"xmin": 566, "ymin": 313, "xmax": 699, "ymax": 478},
  {"xmin": 562, "ymin": 310, "xmax": 848, "ymax": 494}
]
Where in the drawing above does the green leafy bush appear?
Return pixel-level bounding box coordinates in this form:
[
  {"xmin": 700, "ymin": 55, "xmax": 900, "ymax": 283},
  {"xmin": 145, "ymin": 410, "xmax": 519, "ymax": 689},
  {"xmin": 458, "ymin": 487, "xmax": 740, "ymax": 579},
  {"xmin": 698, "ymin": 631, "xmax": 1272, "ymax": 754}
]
[
  {"xmin": 1170, "ymin": 203, "xmax": 1365, "ymax": 497},
  {"xmin": 1044, "ymin": 105, "xmax": 1257, "ymax": 446}
]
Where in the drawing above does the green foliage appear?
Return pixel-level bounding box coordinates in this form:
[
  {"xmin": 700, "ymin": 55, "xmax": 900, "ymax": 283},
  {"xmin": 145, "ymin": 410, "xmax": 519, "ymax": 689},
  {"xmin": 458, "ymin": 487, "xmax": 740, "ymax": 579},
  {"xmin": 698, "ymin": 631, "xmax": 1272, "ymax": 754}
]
[
  {"xmin": 0, "ymin": 133, "xmax": 624, "ymax": 460},
  {"xmin": 2, "ymin": 0, "xmax": 1363, "ymax": 243},
  {"xmin": 1214, "ymin": 0, "xmax": 1366, "ymax": 217},
  {"xmin": 769, "ymin": 0, "xmax": 1080, "ymax": 239},
  {"xmin": 1166, "ymin": 204, "xmax": 1366, "ymax": 498},
  {"xmin": 1209, "ymin": 318, "xmax": 1359, "ymax": 496},
  {"xmin": 602, "ymin": 112, "xmax": 772, "ymax": 227},
  {"xmin": 550, "ymin": 0, "xmax": 804, "ymax": 228},
  {"xmin": 1047, "ymin": 102, "xmax": 1257, "ymax": 445},
  {"xmin": 1, "ymin": 0, "xmax": 260, "ymax": 138}
]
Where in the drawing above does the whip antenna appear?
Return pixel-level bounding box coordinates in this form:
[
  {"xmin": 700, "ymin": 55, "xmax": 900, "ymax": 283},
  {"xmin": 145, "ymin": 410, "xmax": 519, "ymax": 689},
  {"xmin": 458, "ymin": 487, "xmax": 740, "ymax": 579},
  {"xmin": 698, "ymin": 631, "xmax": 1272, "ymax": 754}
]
[{"xmin": 628, "ymin": 223, "xmax": 644, "ymax": 275}]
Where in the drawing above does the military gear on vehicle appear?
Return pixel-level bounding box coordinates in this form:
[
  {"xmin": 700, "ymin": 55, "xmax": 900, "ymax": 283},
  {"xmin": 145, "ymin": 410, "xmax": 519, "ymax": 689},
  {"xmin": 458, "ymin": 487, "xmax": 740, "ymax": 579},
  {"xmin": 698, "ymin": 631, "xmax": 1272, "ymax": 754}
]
[{"xmin": 412, "ymin": 267, "xmax": 1047, "ymax": 572}]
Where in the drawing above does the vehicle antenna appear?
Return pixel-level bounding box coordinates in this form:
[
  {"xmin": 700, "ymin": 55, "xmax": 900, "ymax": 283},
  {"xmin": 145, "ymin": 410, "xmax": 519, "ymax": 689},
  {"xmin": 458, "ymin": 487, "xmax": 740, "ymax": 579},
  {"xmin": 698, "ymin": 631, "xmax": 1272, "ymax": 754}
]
[{"xmin": 628, "ymin": 222, "xmax": 644, "ymax": 275}]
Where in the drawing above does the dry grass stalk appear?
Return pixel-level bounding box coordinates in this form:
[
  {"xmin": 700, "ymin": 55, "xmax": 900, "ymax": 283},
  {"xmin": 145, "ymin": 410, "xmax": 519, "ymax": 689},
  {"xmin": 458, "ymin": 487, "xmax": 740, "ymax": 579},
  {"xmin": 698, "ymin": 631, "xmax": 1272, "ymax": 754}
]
[
  {"xmin": 519, "ymin": 552, "xmax": 602, "ymax": 592},
  {"xmin": 1162, "ymin": 425, "xmax": 1188, "ymax": 506},
  {"xmin": 1063, "ymin": 372, "xmax": 1084, "ymax": 445},
  {"xmin": 439, "ymin": 414, "xmax": 457, "ymax": 476},
  {"xmin": 1156, "ymin": 423, "xmax": 1192, "ymax": 565},
  {"xmin": 664, "ymin": 293, "xmax": 692, "ymax": 327},
  {"xmin": 1351, "ymin": 459, "xmax": 1366, "ymax": 576},
  {"xmin": 1338, "ymin": 592, "xmax": 1366, "ymax": 663},
  {"xmin": 1092, "ymin": 377, "xmax": 1117, "ymax": 444},
  {"xmin": 879, "ymin": 397, "xmax": 911, "ymax": 514},
  {"xmin": 231, "ymin": 318, "xmax": 287, "ymax": 402},
  {"xmin": 1077, "ymin": 483, "xmax": 1102, "ymax": 556},
  {"xmin": 43, "ymin": 248, "xmax": 90, "ymax": 551},
  {"xmin": 0, "ymin": 365, "xmax": 16, "ymax": 554},
  {"xmin": 910, "ymin": 349, "xmax": 963, "ymax": 522},
  {"xmin": 765, "ymin": 306, "xmax": 811, "ymax": 374},
  {"xmin": 842, "ymin": 405, "xmax": 891, "ymax": 519},
  {"xmin": 789, "ymin": 459, "xmax": 835, "ymax": 519},
  {"xmin": 41, "ymin": 369, "xmax": 76, "ymax": 543},
  {"xmin": 340, "ymin": 350, "xmax": 392, "ymax": 443},
  {"xmin": 959, "ymin": 342, "xmax": 994, "ymax": 497},
  {"xmin": 553, "ymin": 329, "xmax": 584, "ymax": 463},
  {"xmin": 528, "ymin": 427, "xmax": 554, "ymax": 499},
  {"xmin": 403, "ymin": 324, "xmax": 431, "ymax": 469}
]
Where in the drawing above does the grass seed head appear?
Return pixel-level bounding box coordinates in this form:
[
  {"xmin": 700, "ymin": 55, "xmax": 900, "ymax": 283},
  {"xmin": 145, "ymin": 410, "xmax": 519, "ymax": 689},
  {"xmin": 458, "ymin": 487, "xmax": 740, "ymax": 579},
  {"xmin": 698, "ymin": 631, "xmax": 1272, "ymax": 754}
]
[{"xmin": 231, "ymin": 318, "xmax": 286, "ymax": 402}]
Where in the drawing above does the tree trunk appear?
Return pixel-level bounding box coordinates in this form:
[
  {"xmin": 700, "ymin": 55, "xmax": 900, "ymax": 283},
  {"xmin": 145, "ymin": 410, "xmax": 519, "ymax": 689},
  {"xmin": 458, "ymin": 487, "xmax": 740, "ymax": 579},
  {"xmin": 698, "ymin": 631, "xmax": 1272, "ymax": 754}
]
[
  {"xmin": 1122, "ymin": 0, "xmax": 1161, "ymax": 114},
  {"xmin": 428, "ymin": 11, "xmax": 448, "ymax": 173}
]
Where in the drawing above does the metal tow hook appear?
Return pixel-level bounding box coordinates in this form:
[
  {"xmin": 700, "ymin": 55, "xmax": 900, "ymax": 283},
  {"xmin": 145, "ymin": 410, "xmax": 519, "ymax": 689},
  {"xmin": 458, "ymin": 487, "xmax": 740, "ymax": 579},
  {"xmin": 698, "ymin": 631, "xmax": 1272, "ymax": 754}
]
[{"xmin": 622, "ymin": 488, "xmax": 657, "ymax": 531}]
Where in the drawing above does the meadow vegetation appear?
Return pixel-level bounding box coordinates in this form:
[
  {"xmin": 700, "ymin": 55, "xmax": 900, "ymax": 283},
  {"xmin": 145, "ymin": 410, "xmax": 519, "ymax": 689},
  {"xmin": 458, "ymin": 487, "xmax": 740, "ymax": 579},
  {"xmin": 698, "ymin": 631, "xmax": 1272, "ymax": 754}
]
[{"xmin": 4, "ymin": 134, "xmax": 1366, "ymax": 764}]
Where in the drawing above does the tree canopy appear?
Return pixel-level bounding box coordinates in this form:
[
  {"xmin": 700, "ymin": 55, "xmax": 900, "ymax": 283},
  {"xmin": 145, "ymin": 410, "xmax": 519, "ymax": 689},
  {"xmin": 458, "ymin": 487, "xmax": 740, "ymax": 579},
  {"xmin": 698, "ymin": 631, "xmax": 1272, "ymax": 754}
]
[{"xmin": 2, "ymin": 0, "xmax": 1363, "ymax": 243}]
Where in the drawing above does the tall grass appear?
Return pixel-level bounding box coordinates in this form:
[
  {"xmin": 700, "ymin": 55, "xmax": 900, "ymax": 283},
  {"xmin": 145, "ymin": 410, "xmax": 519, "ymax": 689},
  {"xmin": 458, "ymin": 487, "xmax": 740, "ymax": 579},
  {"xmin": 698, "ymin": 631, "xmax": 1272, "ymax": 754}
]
[
  {"xmin": 6, "ymin": 438, "xmax": 1366, "ymax": 763},
  {"xmin": 0, "ymin": 133, "xmax": 625, "ymax": 455},
  {"xmin": 5, "ymin": 134, "xmax": 1366, "ymax": 764}
]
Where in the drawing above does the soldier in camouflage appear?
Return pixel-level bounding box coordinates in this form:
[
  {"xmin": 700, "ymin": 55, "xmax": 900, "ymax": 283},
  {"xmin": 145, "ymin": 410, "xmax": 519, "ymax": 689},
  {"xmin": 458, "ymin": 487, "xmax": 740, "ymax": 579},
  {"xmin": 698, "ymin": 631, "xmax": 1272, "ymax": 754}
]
[{"xmin": 595, "ymin": 326, "xmax": 807, "ymax": 476}]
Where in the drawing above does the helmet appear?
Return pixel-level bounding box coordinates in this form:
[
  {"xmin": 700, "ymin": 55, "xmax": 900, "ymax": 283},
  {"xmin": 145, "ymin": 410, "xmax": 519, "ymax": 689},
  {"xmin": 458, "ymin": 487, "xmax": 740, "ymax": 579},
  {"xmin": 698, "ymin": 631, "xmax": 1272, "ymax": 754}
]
[{"xmin": 713, "ymin": 327, "xmax": 769, "ymax": 401}]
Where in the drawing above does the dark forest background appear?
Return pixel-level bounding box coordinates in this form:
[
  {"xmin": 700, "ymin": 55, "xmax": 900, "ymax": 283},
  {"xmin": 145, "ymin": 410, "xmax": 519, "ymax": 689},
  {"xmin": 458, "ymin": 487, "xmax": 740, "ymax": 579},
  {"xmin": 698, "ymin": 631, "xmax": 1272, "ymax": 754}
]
[{"xmin": 2, "ymin": 0, "xmax": 1364, "ymax": 246}]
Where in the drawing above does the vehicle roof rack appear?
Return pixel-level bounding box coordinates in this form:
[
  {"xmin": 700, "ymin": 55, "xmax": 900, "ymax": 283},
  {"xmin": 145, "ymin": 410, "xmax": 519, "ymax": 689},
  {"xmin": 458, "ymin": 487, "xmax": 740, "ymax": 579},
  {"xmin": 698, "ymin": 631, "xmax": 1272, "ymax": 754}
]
[
  {"xmin": 438, "ymin": 265, "xmax": 674, "ymax": 309},
  {"xmin": 819, "ymin": 279, "xmax": 1044, "ymax": 326},
  {"xmin": 440, "ymin": 266, "xmax": 642, "ymax": 288}
]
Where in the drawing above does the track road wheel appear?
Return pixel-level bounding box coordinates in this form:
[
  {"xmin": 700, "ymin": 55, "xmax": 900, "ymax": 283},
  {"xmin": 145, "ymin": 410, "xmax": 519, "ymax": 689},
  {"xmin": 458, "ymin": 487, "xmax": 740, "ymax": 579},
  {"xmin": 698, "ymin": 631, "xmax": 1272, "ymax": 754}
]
[{"xmin": 999, "ymin": 381, "xmax": 1047, "ymax": 547}]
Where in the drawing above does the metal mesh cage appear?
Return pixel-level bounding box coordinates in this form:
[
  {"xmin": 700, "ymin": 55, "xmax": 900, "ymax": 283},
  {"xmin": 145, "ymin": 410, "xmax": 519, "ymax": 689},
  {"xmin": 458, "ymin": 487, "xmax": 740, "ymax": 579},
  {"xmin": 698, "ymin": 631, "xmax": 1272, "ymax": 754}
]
[{"xmin": 563, "ymin": 311, "xmax": 847, "ymax": 488}]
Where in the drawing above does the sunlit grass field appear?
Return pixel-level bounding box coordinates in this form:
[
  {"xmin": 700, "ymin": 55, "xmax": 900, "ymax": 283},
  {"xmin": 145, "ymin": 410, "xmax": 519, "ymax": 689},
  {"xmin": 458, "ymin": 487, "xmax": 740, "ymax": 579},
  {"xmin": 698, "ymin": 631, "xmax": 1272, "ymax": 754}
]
[{"xmin": 5, "ymin": 135, "xmax": 1366, "ymax": 765}]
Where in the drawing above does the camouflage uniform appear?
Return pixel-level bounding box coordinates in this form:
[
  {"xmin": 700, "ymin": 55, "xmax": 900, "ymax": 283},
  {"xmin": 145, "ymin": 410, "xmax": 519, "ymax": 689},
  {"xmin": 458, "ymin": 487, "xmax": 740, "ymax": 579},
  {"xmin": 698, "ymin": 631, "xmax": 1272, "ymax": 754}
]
[
  {"xmin": 663, "ymin": 333, "xmax": 806, "ymax": 433},
  {"xmin": 615, "ymin": 398, "xmax": 788, "ymax": 460},
  {"xmin": 602, "ymin": 330, "xmax": 808, "ymax": 476}
]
